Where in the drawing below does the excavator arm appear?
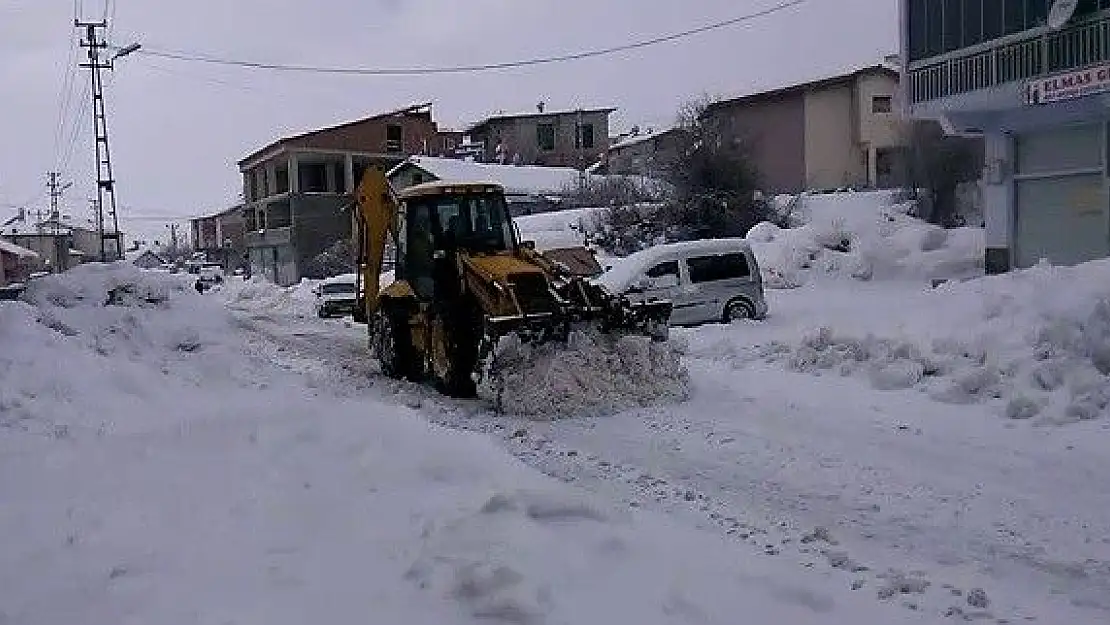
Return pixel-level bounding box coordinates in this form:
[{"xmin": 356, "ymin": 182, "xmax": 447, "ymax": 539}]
[{"xmin": 354, "ymin": 168, "xmax": 399, "ymax": 317}]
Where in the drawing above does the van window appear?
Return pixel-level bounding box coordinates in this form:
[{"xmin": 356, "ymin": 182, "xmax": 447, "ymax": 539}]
[
  {"xmin": 687, "ymin": 252, "xmax": 750, "ymax": 283},
  {"xmin": 645, "ymin": 261, "xmax": 679, "ymax": 279}
]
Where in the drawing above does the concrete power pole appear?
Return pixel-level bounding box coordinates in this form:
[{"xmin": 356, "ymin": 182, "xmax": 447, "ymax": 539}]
[{"xmin": 77, "ymin": 19, "xmax": 125, "ymax": 262}]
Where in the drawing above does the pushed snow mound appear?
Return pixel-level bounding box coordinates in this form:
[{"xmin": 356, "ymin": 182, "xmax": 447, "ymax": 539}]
[
  {"xmin": 750, "ymin": 190, "xmax": 984, "ymax": 288},
  {"xmin": 0, "ymin": 263, "xmax": 272, "ymax": 437},
  {"xmin": 224, "ymin": 276, "xmax": 321, "ymax": 318},
  {"xmin": 481, "ymin": 329, "xmax": 690, "ymax": 419}
]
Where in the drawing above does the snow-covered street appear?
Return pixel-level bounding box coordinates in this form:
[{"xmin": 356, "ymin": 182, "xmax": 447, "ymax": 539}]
[{"xmin": 4, "ymin": 193, "xmax": 1110, "ymax": 623}]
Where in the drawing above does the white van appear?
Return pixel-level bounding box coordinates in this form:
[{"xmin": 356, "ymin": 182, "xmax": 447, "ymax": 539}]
[{"xmin": 595, "ymin": 238, "xmax": 768, "ymax": 326}]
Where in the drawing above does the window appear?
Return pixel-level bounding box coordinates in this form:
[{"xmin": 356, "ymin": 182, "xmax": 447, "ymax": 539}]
[
  {"xmin": 332, "ymin": 162, "xmax": 346, "ymax": 193},
  {"xmin": 871, "ymin": 95, "xmax": 893, "ymax": 113},
  {"xmin": 964, "ymin": 0, "xmax": 983, "ymax": 48},
  {"xmin": 645, "ymin": 261, "xmax": 679, "ymax": 279},
  {"xmin": 687, "ymin": 252, "xmax": 751, "ymax": 284},
  {"xmin": 1003, "ymin": 0, "xmax": 1025, "ymax": 36},
  {"xmin": 412, "ymin": 173, "xmax": 424, "ymax": 185},
  {"xmin": 537, "ymin": 123, "xmax": 555, "ymax": 151},
  {"xmin": 943, "ymin": 0, "xmax": 962, "ymax": 51},
  {"xmin": 577, "ymin": 123, "xmax": 595, "ymax": 149},
  {"xmin": 299, "ymin": 162, "xmax": 328, "ymax": 193},
  {"xmin": 982, "ymin": 0, "xmax": 1003, "ymax": 40},
  {"xmin": 386, "ymin": 124, "xmax": 403, "ymax": 153},
  {"xmin": 926, "ymin": 0, "xmax": 944, "ymax": 57},
  {"xmin": 275, "ymin": 165, "xmax": 289, "ymax": 194}
]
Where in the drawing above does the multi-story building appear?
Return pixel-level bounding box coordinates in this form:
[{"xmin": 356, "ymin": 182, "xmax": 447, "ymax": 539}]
[
  {"xmin": 465, "ymin": 105, "xmax": 616, "ymax": 169},
  {"xmin": 238, "ymin": 103, "xmax": 443, "ymax": 285},
  {"xmin": 190, "ymin": 205, "xmax": 246, "ymax": 271},
  {"xmin": 902, "ymin": 0, "xmax": 1110, "ymax": 273},
  {"xmin": 702, "ymin": 65, "xmax": 911, "ymax": 193}
]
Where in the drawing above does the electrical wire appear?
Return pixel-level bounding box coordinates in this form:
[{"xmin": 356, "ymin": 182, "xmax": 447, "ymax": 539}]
[{"xmin": 131, "ymin": 0, "xmax": 806, "ymax": 76}]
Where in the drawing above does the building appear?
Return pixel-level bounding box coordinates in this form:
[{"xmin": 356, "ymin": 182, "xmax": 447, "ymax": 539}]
[
  {"xmin": 0, "ymin": 239, "xmax": 38, "ymax": 287},
  {"xmin": 190, "ymin": 205, "xmax": 246, "ymax": 271},
  {"xmin": 238, "ymin": 103, "xmax": 445, "ymax": 285},
  {"xmin": 387, "ymin": 156, "xmax": 587, "ymax": 215},
  {"xmin": 902, "ymin": 0, "xmax": 1110, "ymax": 274},
  {"xmin": 702, "ymin": 65, "xmax": 910, "ymax": 193},
  {"xmin": 128, "ymin": 249, "xmax": 168, "ymax": 270},
  {"xmin": 465, "ymin": 105, "xmax": 617, "ymax": 169},
  {"xmin": 604, "ymin": 127, "xmax": 683, "ymax": 176},
  {"xmin": 1, "ymin": 215, "xmax": 118, "ymax": 271}
]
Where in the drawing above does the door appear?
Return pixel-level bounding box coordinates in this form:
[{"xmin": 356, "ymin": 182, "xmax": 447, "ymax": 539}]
[
  {"xmin": 683, "ymin": 251, "xmax": 757, "ymax": 323},
  {"xmin": 1013, "ymin": 124, "xmax": 1108, "ymax": 269},
  {"xmin": 628, "ymin": 260, "xmax": 689, "ymax": 325},
  {"xmin": 1015, "ymin": 174, "xmax": 1108, "ymax": 268}
]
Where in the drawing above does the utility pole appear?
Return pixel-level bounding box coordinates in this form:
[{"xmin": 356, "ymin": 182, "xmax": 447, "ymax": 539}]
[
  {"xmin": 46, "ymin": 172, "xmax": 72, "ymax": 272},
  {"xmin": 76, "ymin": 20, "xmax": 139, "ymax": 262}
]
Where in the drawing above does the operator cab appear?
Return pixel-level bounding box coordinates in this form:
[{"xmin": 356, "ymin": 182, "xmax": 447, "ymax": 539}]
[{"xmin": 396, "ymin": 181, "xmax": 519, "ymax": 300}]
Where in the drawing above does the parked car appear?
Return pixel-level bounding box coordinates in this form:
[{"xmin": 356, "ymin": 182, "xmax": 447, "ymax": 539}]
[
  {"xmin": 594, "ymin": 238, "xmax": 768, "ymax": 326},
  {"xmin": 198, "ymin": 263, "xmax": 224, "ymax": 284},
  {"xmin": 314, "ymin": 274, "xmax": 358, "ymax": 318}
]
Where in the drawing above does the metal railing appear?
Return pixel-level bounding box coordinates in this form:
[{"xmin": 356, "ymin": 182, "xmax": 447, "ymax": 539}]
[{"xmin": 908, "ymin": 12, "xmax": 1110, "ymax": 104}]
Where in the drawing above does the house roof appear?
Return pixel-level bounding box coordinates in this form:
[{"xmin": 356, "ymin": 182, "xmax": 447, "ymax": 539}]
[
  {"xmin": 608, "ymin": 126, "xmax": 679, "ymax": 152},
  {"xmin": 237, "ymin": 102, "xmax": 434, "ymax": 168},
  {"xmin": 465, "ymin": 107, "xmax": 618, "ymax": 132},
  {"xmin": 388, "ymin": 156, "xmax": 586, "ymax": 196},
  {"xmin": 0, "ymin": 239, "xmax": 39, "ymax": 258},
  {"xmin": 704, "ymin": 64, "xmax": 899, "ymax": 113},
  {"xmin": 126, "ymin": 248, "xmax": 166, "ymax": 263}
]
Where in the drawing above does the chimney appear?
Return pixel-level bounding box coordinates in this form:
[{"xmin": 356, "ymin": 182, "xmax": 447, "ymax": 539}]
[{"xmin": 537, "ymin": 101, "xmax": 546, "ymax": 113}]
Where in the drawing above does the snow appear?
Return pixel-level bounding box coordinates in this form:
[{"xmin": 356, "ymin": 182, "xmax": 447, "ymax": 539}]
[
  {"xmin": 391, "ymin": 156, "xmax": 587, "ymax": 196},
  {"xmin": 6, "ymin": 188, "xmax": 1110, "ymax": 624},
  {"xmin": 748, "ymin": 190, "xmax": 984, "ymax": 288},
  {"xmin": 0, "ymin": 238, "xmax": 38, "ymax": 258},
  {"xmin": 512, "ymin": 207, "xmax": 603, "ymax": 251},
  {"xmin": 481, "ymin": 329, "xmax": 690, "ymax": 420},
  {"xmin": 0, "ymin": 262, "xmax": 925, "ymax": 624}
]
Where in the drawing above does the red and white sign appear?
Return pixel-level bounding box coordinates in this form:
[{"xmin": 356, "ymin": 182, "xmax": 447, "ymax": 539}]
[{"xmin": 1027, "ymin": 64, "xmax": 1110, "ymax": 104}]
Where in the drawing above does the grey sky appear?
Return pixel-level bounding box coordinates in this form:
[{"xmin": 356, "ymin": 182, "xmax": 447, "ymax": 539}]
[{"xmin": 0, "ymin": 0, "xmax": 897, "ymax": 243}]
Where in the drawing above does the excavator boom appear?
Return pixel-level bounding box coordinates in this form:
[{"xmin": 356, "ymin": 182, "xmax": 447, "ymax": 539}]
[{"xmin": 353, "ymin": 169, "xmax": 398, "ymax": 316}]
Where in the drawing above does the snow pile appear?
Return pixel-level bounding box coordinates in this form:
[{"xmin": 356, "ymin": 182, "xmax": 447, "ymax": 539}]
[
  {"xmin": 223, "ymin": 275, "xmax": 322, "ymax": 317},
  {"xmin": 748, "ymin": 191, "xmax": 984, "ymax": 288},
  {"xmin": 730, "ymin": 259, "xmax": 1110, "ymax": 425},
  {"xmin": 0, "ymin": 263, "xmax": 272, "ymax": 437},
  {"xmin": 482, "ymin": 329, "xmax": 690, "ymax": 419}
]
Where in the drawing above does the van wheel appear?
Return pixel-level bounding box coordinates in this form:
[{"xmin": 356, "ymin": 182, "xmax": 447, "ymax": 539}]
[{"xmin": 723, "ymin": 298, "xmax": 755, "ymax": 323}]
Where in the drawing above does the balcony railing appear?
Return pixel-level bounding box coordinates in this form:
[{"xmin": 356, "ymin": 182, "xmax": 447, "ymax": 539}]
[{"xmin": 908, "ymin": 12, "xmax": 1110, "ymax": 104}]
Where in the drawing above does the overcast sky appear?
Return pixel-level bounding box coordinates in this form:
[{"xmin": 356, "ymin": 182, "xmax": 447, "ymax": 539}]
[{"xmin": 1, "ymin": 0, "xmax": 896, "ymax": 243}]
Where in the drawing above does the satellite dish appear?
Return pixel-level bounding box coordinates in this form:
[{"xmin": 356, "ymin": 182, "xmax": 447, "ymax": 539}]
[{"xmin": 1048, "ymin": 0, "xmax": 1078, "ymax": 29}]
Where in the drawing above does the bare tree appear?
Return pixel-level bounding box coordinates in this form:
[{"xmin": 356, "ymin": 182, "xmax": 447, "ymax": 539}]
[
  {"xmin": 657, "ymin": 96, "xmax": 777, "ymax": 239},
  {"xmin": 905, "ymin": 120, "xmax": 983, "ymax": 227}
]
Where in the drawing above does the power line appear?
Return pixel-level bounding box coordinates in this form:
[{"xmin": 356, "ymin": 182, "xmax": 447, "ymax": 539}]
[{"xmin": 129, "ymin": 1, "xmax": 806, "ymax": 76}]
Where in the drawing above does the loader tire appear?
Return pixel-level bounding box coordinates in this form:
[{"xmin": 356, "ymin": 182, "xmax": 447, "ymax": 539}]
[{"xmin": 374, "ymin": 310, "xmax": 416, "ymax": 381}]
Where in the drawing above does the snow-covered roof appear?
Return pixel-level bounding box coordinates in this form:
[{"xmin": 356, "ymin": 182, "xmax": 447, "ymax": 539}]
[
  {"xmin": 389, "ymin": 156, "xmax": 585, "ymax": 196},
  {"xmin": 3, "ymin": 215, "xmax": 113, "ymax": 237},
  {"xmin": 0, "ymin": 238, "xmax": 39, "ymax": 258},
  {"xmin": 608, "ymin": 127, "xmax": 677, "ymax": 152},
  {"xmin": 125, "ymin": 248, "xmax": 166, "ymax": 263}
]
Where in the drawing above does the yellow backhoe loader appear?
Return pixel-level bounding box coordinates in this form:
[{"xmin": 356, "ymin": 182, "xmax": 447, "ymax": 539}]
[{"xmin": 351, "ymin": 168, "xmax": 672, "ymax": 398}]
